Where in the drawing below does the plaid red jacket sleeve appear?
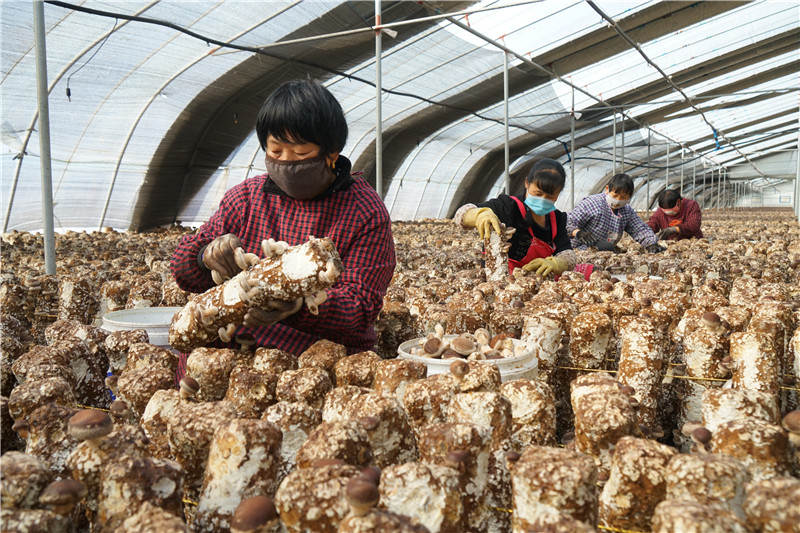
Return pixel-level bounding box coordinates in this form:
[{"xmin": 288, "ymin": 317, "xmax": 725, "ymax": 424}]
[
  {"xmin": 647, "ymin": 209, "xmax": 667, "ymax": 233},
  {"xmin": 170, "ymin": 183, "xmax": 251, "ymax": 293},
  {"xmin": 677, "ymin": 198, "xmax": 703, "ymax": 238}
]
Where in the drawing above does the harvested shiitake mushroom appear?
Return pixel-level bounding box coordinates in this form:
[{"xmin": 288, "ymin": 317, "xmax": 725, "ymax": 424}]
[{"xmin": 450, "ymin": 335, "xmax": 476, "ymax": 357}]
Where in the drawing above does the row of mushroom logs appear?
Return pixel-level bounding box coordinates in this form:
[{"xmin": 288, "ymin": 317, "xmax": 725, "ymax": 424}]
[
  {"xmin": 3, "ymin": 341, "xmax": 800, "ymax": 533},
  {"xmin": 3, "ymin": 274, "xmax": 800, "ymax": 532}
]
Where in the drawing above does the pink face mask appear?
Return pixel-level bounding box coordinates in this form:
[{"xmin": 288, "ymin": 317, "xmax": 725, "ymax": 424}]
[{"xmin": 265, "ymin": 154, "xmax": 336, "ymax": 200}]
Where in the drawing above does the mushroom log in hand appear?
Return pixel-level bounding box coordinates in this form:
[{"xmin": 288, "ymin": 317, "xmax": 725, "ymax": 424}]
[{"xmin": 169, "ymin": 236, "xmax": 343, "ymax": 353}]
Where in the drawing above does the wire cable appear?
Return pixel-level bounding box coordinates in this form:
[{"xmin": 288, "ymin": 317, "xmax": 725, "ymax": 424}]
[{"xmin": 65, "ymin": 18, "xmax": 117, "ymax": 101}]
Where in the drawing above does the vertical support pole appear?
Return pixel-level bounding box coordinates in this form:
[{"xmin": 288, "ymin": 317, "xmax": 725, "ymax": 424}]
[
  {"xmin": 503, "ymin": 51, "xmax": 510, "ymax": 195},
  {"xmin": 711, "ymin": 167, "xmax": 716, "ymax": 210},
  {"xmin": 665, "ymin": 143, "xmax": 670, "ymax": 189},
  {"xmin": 739, "ymin": 181, "xmax": 742, "ymax": 209},
  {"xmin": 621, "ymin": 113, "xmax": 625, "ymax": 173},
  {"xmin": 796, "ymin": 122, "xmax": 800, "ymax": 222},
  {"xmin": 33, "ymin": 0, "xmax": 56, "ymax": 275},
  {"xmin": 680, "ymin": 147, "xmax": 684, "ymax": 195},
  {"xmin": 375, "ymin": 0, "xmax": 383, "ymax": 199},
  {"xmin": 722, "ymin": 169, "xmax": 726, "ymax": 209},
  {"xmin": 570, "ymin": 85, "xmax": 576, "ymax": 210},
  {"xmin": 612, "ymin": 110, "xmax": 617, "ymax": 175},
  {"xmin": 692, "ymin": 157, "xmax": 696, "ymax": 199},
  {"xmin": 646, "ymin": 128, "xmax": 651, "ymax": 213}
]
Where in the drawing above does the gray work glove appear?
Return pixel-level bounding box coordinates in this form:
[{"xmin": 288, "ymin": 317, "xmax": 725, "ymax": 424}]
[
  {"xmin": 200, "ymin": 234, "xmax": 244, "ymax": 280},
  {"xmin": 657, "ymin": 226, "xmax": 679, "ymax": 239},
  {"xmin": 596, "ymin": 240, "xmax": 616, "ymax": 252},
  {"xmin": 243, "ymin": 298, "xmax": 304, "ymax": 328},
  {"xmin": 575, "ymin": 229, "xmax": 598, "ymax": 246}
]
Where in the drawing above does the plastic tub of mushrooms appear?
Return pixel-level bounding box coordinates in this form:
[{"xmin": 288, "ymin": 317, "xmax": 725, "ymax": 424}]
[
  {"xmin": 102, "ymin": 307, "xmax": 183, "ymax": 350},
  {"xmin": 397, "ymin": 330, "xmax": 538, "ymax": 382}
]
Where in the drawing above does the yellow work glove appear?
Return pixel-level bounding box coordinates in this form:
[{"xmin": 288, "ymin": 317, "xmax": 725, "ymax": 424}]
[
  {"xmin": 522, "ymin": 256, "xmax": 568, "ymax": 277},
  {"xmin": 462, "ymin": 207, "xmax": 501, "ymax": 239}
]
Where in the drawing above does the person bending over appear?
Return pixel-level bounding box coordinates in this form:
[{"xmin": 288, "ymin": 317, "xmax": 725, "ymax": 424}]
[
  {"xmin": 454, "ymin": 158, "xmax": 577, "ymax": 277},
  {"xmin": 566, "ymin": 173, "xmax": 662, "ymax": 253},
  {"xmin": 647, "ymin": 188, "xmax": 703, "ymax": 241},
  {"xmin": 171, "ymin": 79, "xmax": 396, "ymax": 371}
]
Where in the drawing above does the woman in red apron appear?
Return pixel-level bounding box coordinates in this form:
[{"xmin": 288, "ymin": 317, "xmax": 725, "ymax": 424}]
[{"xmin": 457, "ymin": 159, "xmax": 590, "ymax": 280}]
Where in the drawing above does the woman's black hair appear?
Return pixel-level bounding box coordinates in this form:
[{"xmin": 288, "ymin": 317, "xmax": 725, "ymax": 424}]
[
  {"xmin": 657, "ymin": 188, "xmax": 682, "ymax": 209},
  {"xmin": 525, "ymin": 158, "xmax": 566, "ymax": 195},
  {"xmin": 607, "ymin": 173, "xmax": 634, "ymax": 196},
  {"xmin": 256, "ymin": 80, "xmax": 348, "ymax": 157}
]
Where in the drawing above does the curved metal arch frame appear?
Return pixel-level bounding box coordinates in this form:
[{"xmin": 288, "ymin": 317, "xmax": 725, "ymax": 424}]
[
  {"xmin": 98, "ymin": 3, "xmax": 302, "ymax": 229},
  {"xmin": 2, "ymin": 3, "xmax": 154, "ymax": 232}
]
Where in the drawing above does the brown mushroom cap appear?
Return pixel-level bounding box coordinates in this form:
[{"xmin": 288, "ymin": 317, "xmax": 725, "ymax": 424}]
[
  {"xmin": 180, "ymin": 376, "xmax": 200, "ymax": 396},
  {"xmin": 359, "ymin": 466, "xmax": 382, "ymax": 486},
  {"xmin": 701, "ymin": 312, "xmax": 721, "ymax": 327},
  {"xmin": 505, "ymin": 450, "xmax": 521, "ymax": 463},
  {"xmin": 440, "ymin": 349, "xmax": 462, "ymax": 359},
  {"xmin": 39, "ymin": 479, "xmax": 87, "ymax": 507},
  {"xmin": 450, "ymin": 335, "xmax": 476, "ymax": 356},
  {"xmin": 489, "ymin": 333, "xmax": 510, "ymax": 349},
  {"xmin": 104, "ymin": 374, "xmax": 118, "ymax": 389},
  {"xmin": 691, "ymin": 426, "xmax": 712, "ymax": 445},
  {"xmin": 12, "ymin": 419, "xmax": 29, "ymax": 437},
  {"xmin": 230, "ymin": 495, "xmax": 278, "ymax": 532},
  {"xmin": 449, "ymin": 359, "xmax": 469, "ymax": 379},
  {"xmin": 109, "ymin": 399, "xmax": 130, "ymax": 418},
  {"xmin": 68, "ymin": 409, "xmax": 113, "ymax": 442},
  {"xmin": 235, "ymin": 332, "xmax": 256, "ymax": 347},
  {"xmin": 423, "ymin": 337, "xmax": 442, "ymax": 355},
  {"xmin": 345, "ymin": 478, "xmax": 379, "ymax": 515},
  {"xmin": 782, "ymin": 410, "xmax": 800, "ymax": 434}
]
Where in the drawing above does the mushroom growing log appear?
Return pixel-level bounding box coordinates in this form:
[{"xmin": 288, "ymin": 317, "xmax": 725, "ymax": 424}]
[{"xmin": 169, "ymin": 237, "xmax": 342, "ymax": 352}]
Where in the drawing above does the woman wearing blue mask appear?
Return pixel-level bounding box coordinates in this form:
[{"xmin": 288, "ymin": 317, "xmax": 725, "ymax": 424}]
[{"xmin": 455, "ymin": 158, "xmax": 577, "ymax": 277}]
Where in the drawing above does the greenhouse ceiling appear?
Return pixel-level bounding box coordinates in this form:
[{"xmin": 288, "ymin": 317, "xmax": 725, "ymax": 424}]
[{"xmin": 1, "ymin": 0, "xmax": 798, "ymax": 232}]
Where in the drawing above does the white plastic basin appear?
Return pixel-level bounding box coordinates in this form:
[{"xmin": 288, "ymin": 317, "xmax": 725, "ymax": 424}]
[
  {"xmin": 101, "ymin": 307, "xmax": 182, "ymax": 349},
  {"xmin": 397, "ymin": 335, "xmax": 538, "ymax": 382}
]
